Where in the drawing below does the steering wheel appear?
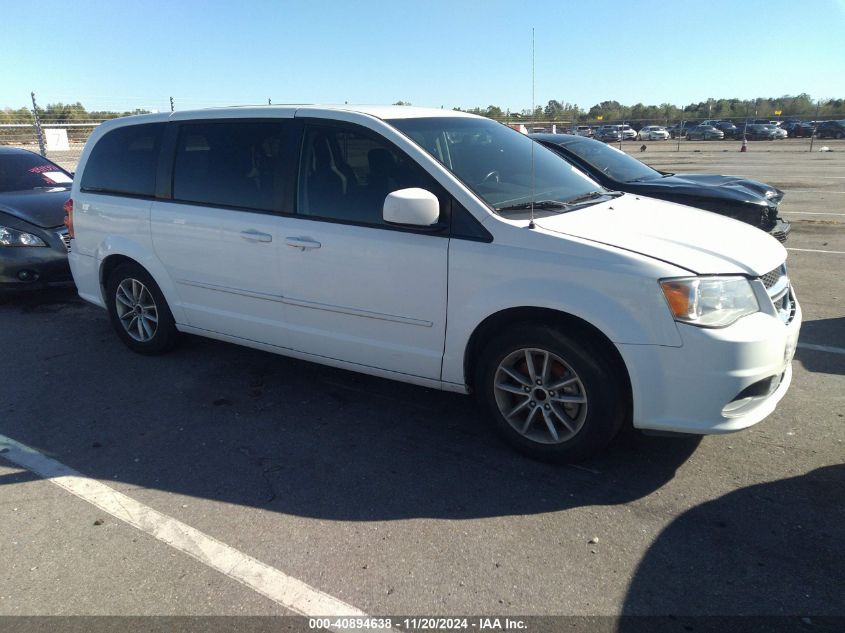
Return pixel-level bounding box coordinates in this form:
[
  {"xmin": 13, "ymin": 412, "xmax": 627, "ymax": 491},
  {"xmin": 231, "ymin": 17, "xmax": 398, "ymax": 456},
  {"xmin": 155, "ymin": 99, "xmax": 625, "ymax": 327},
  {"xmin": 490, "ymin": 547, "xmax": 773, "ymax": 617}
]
[{"xmin": 481, "ymin": 170, "xmax": 500, "ymax": 184}]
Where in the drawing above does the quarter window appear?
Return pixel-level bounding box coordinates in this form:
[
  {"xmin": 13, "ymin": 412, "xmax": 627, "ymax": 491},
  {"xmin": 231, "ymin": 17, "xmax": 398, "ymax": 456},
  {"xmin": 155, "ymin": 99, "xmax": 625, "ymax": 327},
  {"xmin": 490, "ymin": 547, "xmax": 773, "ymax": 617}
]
[
  {"xmin": 172, "ymin": 121, "xmax": 292, "ymax": 212},
  {"xmin": 81, "ymin": 123, "xmax": 164, "ymax": 196},
  {"xmin": 297, "ymin": 124, "xmax": 434, "ymax": 225}
]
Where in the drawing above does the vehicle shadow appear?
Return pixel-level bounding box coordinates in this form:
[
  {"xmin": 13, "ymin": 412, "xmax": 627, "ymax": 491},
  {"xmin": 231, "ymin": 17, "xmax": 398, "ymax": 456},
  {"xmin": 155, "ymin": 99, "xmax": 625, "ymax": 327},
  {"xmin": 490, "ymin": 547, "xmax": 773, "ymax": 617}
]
[
  {"xmin": 796, "ymin": 316, "xmax": 845, "ymax": 377},
  {"xmin": 0, "ymin": 288, "xmax": 702, "ymax": 522},
  {"xmin": 620, "ymin": 465, "xmax": 844, "ymax": 623},
  {"xmin": 0, "ymin": 284, "xmax": 81, "ymax": 311}
]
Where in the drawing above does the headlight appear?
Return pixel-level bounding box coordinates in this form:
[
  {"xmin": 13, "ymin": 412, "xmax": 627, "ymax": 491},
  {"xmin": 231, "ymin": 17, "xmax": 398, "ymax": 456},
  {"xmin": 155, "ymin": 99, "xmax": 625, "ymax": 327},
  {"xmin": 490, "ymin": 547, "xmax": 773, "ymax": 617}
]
[
  {"xmin": 660, "ymin": 276, "xmax": 760, "ymax": 327},
  {"xmin": 0, "ymin": 226, "xmax": 47, "ymax": 247}
]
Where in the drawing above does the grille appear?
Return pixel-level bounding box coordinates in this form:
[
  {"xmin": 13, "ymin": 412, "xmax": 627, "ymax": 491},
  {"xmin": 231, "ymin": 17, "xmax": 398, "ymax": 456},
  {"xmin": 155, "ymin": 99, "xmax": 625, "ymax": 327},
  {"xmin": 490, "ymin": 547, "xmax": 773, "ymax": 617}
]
[
  {"xmin": 57, "ymin": 229, "xmax": 71, "ymax": 252},
  {"xmin": 760, "ymin": 265, "xmax": 784, "ymax": 289},
  {"xmin": 760, "ymin": 264, "xmax": 795, "ymax": 325}
]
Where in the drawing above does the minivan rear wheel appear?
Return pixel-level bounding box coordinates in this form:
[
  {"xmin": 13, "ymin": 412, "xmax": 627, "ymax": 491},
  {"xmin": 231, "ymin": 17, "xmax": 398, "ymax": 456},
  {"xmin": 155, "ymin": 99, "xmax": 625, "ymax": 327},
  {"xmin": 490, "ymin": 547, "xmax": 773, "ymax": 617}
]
[
  {"xmin": 474, "ymin": 324, "xmax": 625, "ymax": 462},
  {"xmin": 106, "ymin": 262, "xmax": 179, "ymax": 355}
]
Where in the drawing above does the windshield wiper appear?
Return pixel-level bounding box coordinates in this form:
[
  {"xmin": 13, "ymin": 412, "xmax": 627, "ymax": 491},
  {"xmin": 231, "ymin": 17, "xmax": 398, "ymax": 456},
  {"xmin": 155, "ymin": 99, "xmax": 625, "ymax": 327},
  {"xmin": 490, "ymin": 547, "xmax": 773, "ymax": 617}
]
[
  {"xmin": 496, "ymin": 200, "xmax": 573, "ymax": 212},
  {"xmin": 561, "ymin": 190, "xmax": 620, "ymax": 205}
]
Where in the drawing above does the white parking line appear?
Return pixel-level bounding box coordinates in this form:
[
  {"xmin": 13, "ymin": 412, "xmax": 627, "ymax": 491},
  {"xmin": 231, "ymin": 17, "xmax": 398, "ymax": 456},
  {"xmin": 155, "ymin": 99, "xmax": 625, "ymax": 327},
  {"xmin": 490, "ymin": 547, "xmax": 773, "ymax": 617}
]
[
  {"xmin": 0, "ymin": 434, "xmax": 369, "ymax": 622},
  {"xmin": 798, "ymin": 343, "xmax": 845, "ymax": 355},
  {"xmin": 787, "ymin": 247, "xmax": 845, "ymax": 254},
  {"xmin": 786, "ymin": 212, "xmax": 845, "ymax": 216}
]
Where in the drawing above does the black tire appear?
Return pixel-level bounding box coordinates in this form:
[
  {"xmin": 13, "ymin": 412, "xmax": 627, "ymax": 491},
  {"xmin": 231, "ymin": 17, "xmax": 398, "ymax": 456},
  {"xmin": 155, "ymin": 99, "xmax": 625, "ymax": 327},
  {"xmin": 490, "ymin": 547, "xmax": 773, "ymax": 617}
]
[
  {"xmin": 474, "ymin": 323, "xmax": 626, "ymax": 462},
  {"xmin": 105, "ymin": 261, "xmax": 179, "ymax": 355}
]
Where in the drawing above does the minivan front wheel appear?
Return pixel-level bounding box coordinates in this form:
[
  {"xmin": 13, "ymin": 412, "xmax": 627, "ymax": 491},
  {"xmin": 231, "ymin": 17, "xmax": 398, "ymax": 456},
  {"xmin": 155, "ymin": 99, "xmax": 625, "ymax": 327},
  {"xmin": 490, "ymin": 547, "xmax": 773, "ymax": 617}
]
[
  {"xmin": 106, "ymin": 262, "xmax": 179, "ymax": 355},
  {"xmin": 475, "ymin": 324, "xmax": 625, "ymax": 462}
]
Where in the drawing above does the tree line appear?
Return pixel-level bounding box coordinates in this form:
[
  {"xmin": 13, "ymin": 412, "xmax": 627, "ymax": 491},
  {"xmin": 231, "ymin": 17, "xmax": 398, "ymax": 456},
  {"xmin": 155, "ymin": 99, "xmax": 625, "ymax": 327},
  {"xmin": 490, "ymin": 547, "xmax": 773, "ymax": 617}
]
[
  {"xmin": 0, "ymin": 102, "xmax": 151, "ymax": 124},
  {"xmin": 447, "ymin": 94, "xmax": 844, "ymax": 123},
  {"xmin": 2, "ymin": 95, "xmax": 843, "ymax": 127}
]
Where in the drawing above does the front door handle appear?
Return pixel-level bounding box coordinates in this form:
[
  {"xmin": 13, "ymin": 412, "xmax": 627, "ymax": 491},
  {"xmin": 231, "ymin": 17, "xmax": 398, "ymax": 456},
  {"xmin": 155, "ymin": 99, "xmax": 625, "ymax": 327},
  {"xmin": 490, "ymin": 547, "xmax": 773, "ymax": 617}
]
[
  {"xmin": 240, "ymin": 230, "xmax": 273, "ymax": 243},
  {"xmin": 285, "ymin": 237, "xmax": 322, "ymax": 251}
]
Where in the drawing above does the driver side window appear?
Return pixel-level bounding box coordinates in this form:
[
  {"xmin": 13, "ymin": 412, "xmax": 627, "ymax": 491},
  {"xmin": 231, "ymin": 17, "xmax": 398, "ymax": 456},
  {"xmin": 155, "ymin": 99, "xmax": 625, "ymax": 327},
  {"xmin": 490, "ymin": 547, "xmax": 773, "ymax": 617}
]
[{"xmin": 297, "ymin": 124, "xmax": 432, "ymax": 226}]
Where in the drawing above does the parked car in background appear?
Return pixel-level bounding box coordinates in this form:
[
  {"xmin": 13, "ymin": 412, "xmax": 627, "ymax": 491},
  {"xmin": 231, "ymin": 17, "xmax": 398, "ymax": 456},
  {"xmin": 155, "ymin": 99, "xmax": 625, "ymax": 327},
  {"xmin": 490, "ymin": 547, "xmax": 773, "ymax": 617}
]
[
  {"xmin": 755, "ymin": 124, "xmax": 787, "ymax": 140},
  {"xmin": 0, "ymin": 148, "xmax": 73, "ymax": 288},
  {"xmin": 620, "ymin": 124, "xmax": 637, "ymax": 140},
  {"xmin": 782, "ymin": 121, "xmax": 815, "ymax": 138},
  {"xmin": 572, "ymin": 125, "xmax": 593, "ymax": 137},
  {"xmin": 638, "ymin": 125, "xmax": 670, "ymax": 140},
  {"xmin": 67, "ymin": 107, "xmax": 801, "ymax": 462},
  {"xmin": 686, "ymin": 124, "xmax": 725, "ymax": 141},
  {"xmin": 596, "ymin": 126, "xmax": 623, "ymax": 142},
  {"xmin": 743, "ymin": 124, "xmax": 778, "ymax": 140},
  {"xmin": 714, "ymin": 121, "xmax": 740, "ymax": 138},
  {"xmin": 815, "ymin": 120, "xmax": 845, "ymax": 139},
  {"xmin": 532, "ymin": 133, "xmax": 791, "ymax": 242},
  {"xmin": 667, "ymin": 122, "xmax": 696, "ymax": 139}
]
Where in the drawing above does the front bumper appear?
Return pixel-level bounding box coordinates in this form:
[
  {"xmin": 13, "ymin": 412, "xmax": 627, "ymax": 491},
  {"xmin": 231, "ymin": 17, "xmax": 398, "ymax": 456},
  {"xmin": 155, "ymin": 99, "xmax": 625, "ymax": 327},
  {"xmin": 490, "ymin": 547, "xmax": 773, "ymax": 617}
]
[
  {"xmin": 619, "ymin": 295, "xmax": 802, "ymax": 435},
  {"xmin": 769, "ymin": 218, "xmax": 791, "ymax": 243},
  {"xmin": 0, "ymin": 228, "xmax": 71, "ymax": 288}
]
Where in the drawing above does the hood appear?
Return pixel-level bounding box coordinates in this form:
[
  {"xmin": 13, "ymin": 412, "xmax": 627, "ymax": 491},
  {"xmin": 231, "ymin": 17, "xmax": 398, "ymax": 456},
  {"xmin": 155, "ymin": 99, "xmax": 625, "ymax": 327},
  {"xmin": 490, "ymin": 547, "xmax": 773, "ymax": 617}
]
[
  {"xmin": 628, "ymin": 173, "xmax": 781, "ymax": 203},
  {"xmin": 0, "ymin": 188, "xmax": 70, "ymax": 228},
  {"xmin": 535, "ymin": 194, "xmax": 785, "ymax": 276}
]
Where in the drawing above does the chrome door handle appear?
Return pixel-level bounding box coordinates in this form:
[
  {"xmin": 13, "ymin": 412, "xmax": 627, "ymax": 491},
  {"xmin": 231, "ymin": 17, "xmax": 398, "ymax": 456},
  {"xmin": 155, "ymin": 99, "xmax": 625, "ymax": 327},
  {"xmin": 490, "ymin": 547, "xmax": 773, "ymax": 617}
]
[
  {"xmin": 285, "ymin": 237, "xmax": 321, "ymax": 250},
  {"xmin": 240, "ymin": 230, "xmax": 273, "ymax": 243}
]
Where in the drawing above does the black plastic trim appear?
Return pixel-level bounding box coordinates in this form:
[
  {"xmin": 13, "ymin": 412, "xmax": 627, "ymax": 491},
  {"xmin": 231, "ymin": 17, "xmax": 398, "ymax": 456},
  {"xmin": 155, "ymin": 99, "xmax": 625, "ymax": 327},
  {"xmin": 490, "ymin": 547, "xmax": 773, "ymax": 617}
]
[
  {"xmin": 154, "ymin": 122, "xmax": 179, "ymax": 200},
  {"xmin": 450, "ymin": 199, "xmax": 493, "ymax": 243},
  {"xmin": 77, "ymin": 190, "xmax": 158, "ymax": 201}
]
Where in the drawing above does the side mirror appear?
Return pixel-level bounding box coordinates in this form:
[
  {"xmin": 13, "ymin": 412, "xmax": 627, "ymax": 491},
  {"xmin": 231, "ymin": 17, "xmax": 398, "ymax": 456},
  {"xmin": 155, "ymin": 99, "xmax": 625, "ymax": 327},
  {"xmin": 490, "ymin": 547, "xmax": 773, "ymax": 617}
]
[{"xmin": 383, "ymin": 188, "xmax": 440, "ymax": 227}]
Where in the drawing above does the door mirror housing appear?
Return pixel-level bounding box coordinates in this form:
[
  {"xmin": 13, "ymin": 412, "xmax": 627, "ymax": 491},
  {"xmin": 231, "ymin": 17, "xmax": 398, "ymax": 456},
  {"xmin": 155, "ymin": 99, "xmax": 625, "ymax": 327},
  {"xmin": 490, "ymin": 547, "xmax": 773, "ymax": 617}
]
[{"xmin": 383, "ymin": 188, "xmax": 440, "ymax": 227}]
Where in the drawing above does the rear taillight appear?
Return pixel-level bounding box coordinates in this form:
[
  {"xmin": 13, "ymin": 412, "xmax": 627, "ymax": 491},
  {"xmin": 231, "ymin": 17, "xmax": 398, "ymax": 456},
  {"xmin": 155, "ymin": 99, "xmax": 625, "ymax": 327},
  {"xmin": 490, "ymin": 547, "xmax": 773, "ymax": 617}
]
[{"xmin": 63, "ymin": 198, "xmax": 74, "ymax": 239}]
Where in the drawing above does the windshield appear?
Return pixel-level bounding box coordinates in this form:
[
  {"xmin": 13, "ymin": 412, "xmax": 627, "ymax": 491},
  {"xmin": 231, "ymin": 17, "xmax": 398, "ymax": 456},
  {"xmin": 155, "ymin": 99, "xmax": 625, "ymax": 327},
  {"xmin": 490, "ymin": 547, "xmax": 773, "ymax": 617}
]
[
  {"xmin": 560, "ymin": 137, "xmax": 661, "ymax": 183},
  {"xmin": 0, "ymin": 153, "xmax": 72, "ymax": 193},
  {"xmin": 387, "ymin": 117, "xmax": 602, "ymax": 214}
]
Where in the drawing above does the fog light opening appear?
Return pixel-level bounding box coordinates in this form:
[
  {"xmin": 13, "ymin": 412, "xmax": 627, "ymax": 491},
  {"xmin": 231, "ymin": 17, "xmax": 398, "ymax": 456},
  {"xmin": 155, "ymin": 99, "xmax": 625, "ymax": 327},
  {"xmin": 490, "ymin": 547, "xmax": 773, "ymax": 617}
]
[{"xmin": 722, "ymin": 375, "xmax": 780, "ymax": 417}]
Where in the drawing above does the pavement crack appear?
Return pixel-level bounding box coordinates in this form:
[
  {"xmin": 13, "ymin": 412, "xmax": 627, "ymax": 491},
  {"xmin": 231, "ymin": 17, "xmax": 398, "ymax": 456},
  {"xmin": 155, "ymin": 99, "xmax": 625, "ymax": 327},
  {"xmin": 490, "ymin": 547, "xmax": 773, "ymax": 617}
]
[{"xmin": 236, "ymin": 445, "xmax": 285, "ymax": 505}]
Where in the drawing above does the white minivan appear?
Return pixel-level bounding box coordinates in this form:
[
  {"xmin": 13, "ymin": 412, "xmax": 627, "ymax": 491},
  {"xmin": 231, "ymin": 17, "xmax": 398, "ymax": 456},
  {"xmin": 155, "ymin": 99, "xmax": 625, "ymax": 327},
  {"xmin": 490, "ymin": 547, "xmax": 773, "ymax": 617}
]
[{"xmin": 66, "ymin": 106, "xmax": 801, "ymax": 461}]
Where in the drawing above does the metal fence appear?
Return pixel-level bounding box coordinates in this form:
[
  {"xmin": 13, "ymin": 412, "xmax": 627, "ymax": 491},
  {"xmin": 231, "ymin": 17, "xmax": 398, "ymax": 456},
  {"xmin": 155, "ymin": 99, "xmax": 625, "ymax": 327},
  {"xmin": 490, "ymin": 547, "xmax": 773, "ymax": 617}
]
[
  {"xmin": 0, "ymin": 93, "xmax": 178, "ymax": 171},
  {"xmin": 3, "ymin": 93, "xmax": 844, "ymax": 172}
]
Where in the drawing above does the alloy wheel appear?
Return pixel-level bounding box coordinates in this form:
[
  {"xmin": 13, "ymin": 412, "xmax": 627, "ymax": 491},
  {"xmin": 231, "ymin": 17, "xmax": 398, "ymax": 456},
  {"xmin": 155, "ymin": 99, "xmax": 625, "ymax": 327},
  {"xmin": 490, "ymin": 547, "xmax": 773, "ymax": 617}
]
[
  {"xmin": 493, "ymin": 348, "xmax": 588, "ymax": 444},
  {"xmin": 115, "ymin": 278, "xmax": 159, "ymax": 342}
]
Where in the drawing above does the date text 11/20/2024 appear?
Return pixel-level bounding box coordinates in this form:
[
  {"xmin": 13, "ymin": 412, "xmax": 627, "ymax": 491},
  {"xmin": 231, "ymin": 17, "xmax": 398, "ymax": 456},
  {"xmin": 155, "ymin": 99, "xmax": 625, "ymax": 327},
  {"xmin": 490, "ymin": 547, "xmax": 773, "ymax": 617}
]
[{"xmin": 308, "ymin": 617, "xmax": 528, "ymax": 630}]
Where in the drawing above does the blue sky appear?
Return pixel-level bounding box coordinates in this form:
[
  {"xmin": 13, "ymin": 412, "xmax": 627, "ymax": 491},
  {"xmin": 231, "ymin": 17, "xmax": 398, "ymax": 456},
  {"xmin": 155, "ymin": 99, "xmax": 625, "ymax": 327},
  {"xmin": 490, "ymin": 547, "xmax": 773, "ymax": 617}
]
[{"xmin": 2, "ymin": 0, "xmax": 844, "ymax": 112}]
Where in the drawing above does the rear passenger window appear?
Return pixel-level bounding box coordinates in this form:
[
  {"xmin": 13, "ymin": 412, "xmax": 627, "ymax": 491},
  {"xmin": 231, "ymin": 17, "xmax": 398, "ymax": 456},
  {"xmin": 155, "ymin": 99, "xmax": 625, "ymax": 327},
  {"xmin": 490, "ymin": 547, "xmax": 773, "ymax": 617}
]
[
  {"xmin": 81, "ymin": 123, "xmax": 164, "ymax": 196},
  {"xmin": 172, "ymin": 121, "xmax": 291, "ymax": 212},
  {"xmin": 298, "ymin": 124, "xmax": 434, "ymax": 225}
]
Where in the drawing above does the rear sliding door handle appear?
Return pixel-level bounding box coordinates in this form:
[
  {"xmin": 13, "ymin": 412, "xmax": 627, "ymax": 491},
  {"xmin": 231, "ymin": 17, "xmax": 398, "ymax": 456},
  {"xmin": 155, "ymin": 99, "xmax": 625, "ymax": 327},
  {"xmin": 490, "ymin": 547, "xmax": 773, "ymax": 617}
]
[
  {"xmin": 285, "ymin": 237, "xmax": 322, "ymax": 250},
  {"xmin": 240, "ymin": 230, "xmax": 273, "ymax": 243}
]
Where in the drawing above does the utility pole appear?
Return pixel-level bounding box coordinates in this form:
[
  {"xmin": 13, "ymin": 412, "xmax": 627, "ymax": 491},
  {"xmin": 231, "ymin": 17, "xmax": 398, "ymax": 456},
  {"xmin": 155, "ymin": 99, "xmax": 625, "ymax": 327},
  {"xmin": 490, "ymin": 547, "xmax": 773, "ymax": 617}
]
[
  {"xmin": 30, "ymin": 92, "xmax": 46, "ymax": 157},
  {"xmin": 742, "ymin": 101, "xmax": 749, "ymax": 142},
  {"xmin": 677, "ymin": 118, "xmax": 683, "ymax": 152},
  {"xmin": 809, "ymin": 100, "xmax": 820, "ymax": 152}
]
